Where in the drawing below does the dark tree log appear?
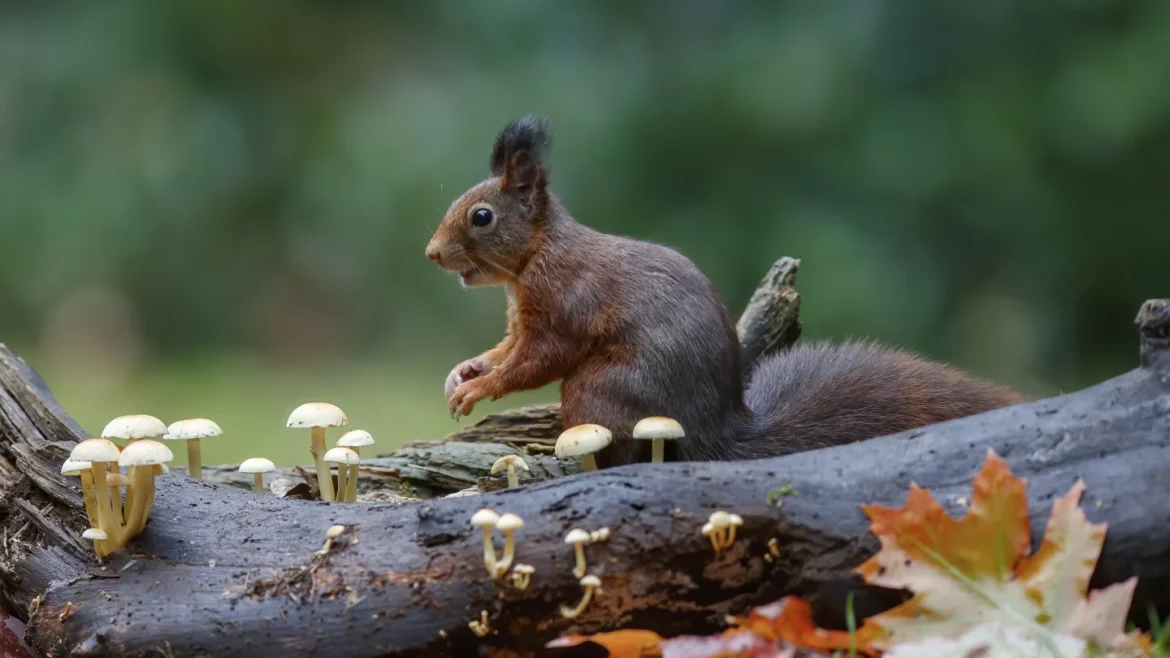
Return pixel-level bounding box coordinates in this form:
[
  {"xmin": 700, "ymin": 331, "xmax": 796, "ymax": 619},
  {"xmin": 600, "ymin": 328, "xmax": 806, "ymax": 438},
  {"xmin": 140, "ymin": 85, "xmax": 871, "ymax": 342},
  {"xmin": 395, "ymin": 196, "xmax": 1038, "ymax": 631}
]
[{"xmin": 0, "ymin": 299, "xmax": 1166, "ymax": 657}]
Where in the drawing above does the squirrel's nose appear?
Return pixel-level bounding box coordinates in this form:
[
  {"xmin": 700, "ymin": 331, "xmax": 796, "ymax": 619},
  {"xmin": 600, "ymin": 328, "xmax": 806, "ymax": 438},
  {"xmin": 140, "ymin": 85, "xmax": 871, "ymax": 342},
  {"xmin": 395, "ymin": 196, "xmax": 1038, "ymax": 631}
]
[{"xmin": 426, "ymin": 245, "xmax": 443, "ymax": 265}]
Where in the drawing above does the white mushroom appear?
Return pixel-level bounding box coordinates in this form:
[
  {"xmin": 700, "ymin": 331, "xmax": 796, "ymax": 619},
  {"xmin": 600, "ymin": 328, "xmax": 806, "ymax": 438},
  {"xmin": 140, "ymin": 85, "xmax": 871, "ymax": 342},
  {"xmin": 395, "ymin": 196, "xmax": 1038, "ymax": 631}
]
[
  {"xmin": 163, "ymin": 418, "xmax": 222, "ymax": 480},
  {"xmin": 238, "ymin": 457, "xmax": 276, "ymax": 493},
  {"xmin": 494, "ymin": 513, "xmax": 524, "ymax": 577},
  {"xmin": 323, "ymin": 447, "xmax": 360, "ymax": 503},
  {"xmin": 470, "ymin": 509, "xmax": 501, "ymax": 576},
  {"xmin": 726, "ymin": 513, "xmax": 744, "ymax": 547},
  {"xmin": 590, "ymin": 527, "xmax": 611, "ymax": 543},
  {"xmin": 69, "ymin": 438, "xmax": 122, "ymax": 556},
  {"xmin": 61, "ymin": 459, "xmax": 98, "ymax": 528},
  {"xmin": 101, "ymin": 414, "xmax": 166, "ymax": 522},
  {"xmin": 118, "ymin": 439, "xmax": 173, "ymax": 536},
  {"xmin": 490, "ymin": 454, "xmax": 530, "ymax": 488},
  {"xmin": 336, "ymin": 430, "xmax": 374, "ymax": 503},
  {"xmin": 560, "ymin": 575, "xmax": 602, "ymax": 619},
  {"xmin": 511, "ymin": 563, "xmax": 535, "ymax": 590},
  {"xmin": 554, "ymin": 424, "xmax": 612, "ymax": 472},
  {"xmin": 632, "ymin": 416, "xmax": 685, "ymax": 463},
  {"xmin": 319, "ymin": 524, "xmax": 346, "ymax": 553},
  {"xmin": 287, "ymin": 403, "xmax": 347, "ymax": 502},
  {"xmin": 564, "ymin": 528, "xmax": 592, "ymax": 579}
]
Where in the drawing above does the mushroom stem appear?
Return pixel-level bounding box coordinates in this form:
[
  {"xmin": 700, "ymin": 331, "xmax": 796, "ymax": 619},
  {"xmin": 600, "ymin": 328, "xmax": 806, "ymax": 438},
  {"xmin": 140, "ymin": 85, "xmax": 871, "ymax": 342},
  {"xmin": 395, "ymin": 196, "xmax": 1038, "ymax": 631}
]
[
  {"xmin": 78, "ymin": 469, "xmax": 99, "ymax": 528},
  {"xmin": 651, "ymin": 438, "xmax": 665, "ymax": 463},
  {"xmin": 560, "ymin": 581, "xmax": 600, "ymax": 619},
  {"xmin": 496, "ymin": 531, "xmax": 517, "ymax": 577},
  {"xmin": 335, "ymin": 463, "xmax": 349, "ymax": 503},
  {"xmin": 310, "ymin": 427, "xmax": 335, "ymax": 501},
  {"xmin": 252, "ymin": 473, "xmax": 264, "ymax": 493},
  {"xmin": 480, "ymin": 527, "xmax": 498, "ymax": 575},
  {"xmin": 345, "ymin": 446, "xmax": 361, "ymax": 503},
  {"xmin": 579, "ymin": 453, "xmax": 598, "ymax": 472},
  {"xmin": 572, "ymin": 543, "xmax": 587, "ymax": 579},
  {"xmin": 506, "ymin": 463, "xmax": 518, "ymax": 488},
  {"xmin": 123, "ymin": 461, "xmax": 154, "ymax": 536},
  {"xmin": 88, "ymin": 461, "xmax": 114, "ymax": 557},
  {"xmin": 187, "ymin": 438, "xmax": 203, "ymax": 480}
]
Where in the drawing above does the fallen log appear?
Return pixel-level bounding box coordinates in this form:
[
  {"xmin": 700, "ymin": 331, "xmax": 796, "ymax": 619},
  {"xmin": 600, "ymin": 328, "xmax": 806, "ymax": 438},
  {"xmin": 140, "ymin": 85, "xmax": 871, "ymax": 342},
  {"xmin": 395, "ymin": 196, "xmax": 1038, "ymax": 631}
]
[{"xmin": 0, "ymin": 299, "xmax": 1166, "ymax": 657}]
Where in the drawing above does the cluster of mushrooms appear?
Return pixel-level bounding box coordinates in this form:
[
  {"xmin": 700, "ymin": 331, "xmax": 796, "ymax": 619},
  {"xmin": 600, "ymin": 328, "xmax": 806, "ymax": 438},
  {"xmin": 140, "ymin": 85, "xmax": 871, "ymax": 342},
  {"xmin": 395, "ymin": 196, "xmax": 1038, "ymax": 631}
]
[
  {"xmin": 466, "ymin": 415, "xmax": 692, "ymax": 633},
  {"xmin": 62, "ymin": 413, "xmax": 220, "ymax": 560},
  {"xmin": 237, "ymin": 401, "xmax": 376, "ymax": 500}
]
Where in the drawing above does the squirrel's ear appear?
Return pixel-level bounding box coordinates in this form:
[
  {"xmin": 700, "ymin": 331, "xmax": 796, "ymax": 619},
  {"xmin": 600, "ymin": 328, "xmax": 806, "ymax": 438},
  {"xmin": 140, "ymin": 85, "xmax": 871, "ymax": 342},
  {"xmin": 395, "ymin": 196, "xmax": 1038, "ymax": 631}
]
[{"xmin": 501, "ymin": 149, "xmax": 546, "ymax": 193}]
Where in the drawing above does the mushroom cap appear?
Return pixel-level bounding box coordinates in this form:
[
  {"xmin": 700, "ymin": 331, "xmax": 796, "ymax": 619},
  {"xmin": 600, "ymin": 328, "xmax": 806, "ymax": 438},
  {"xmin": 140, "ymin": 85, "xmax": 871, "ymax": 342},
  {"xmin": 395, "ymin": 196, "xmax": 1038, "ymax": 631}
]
[
  {"xmin": 701, "ymin": 522, "xmax": 716, "ymax": 536},
  {"xmin": 118, "ymin": 439, "xmax": 174, "ymax": 467},
  {"xmin": 323, "ymin": 447, "xmax": 360, "ymax": 465},
  {"xmin": 164, "ymin": 418, "xmax": 223, "ymax": 440},
  {"xmin": 496, "ymin": 513, "xmax": 524, "ymax": 531},
  {"xmin": 728, "ymin": 513, "xmax": 744, "ymax": 527},
  {"xmin": 156, "ymin": 464, "xmax": 170, "ymax": 475},
  {"xmin": 580, "ymin": 575, "xmax": 602, "ymax": 587},
  {"xmin": 632, "ymin": 416, "xmax": 685, "ymax": 440},
  {"xmin": 490, "ymin": 454, "xmax": 530, "ymax": 474},
  {"xmin": 327, "ymin": 525, "xmax": 346, "ymax": 539},
  {"xmin": 554, "ymin": 424, "xmax": 613, "ymax": 459},
  {"xmin": 238, "ymin": 457, "xmax": 276, "ymax": 474},
  {"xmin": 471, "ymin": 508, "xmax": 500, "ymax": 527},
  {"xmin": 61, "ymin": 459, "xmax": 91, "ymax": 476},
  {"xmin": 106, "ymin": 473, "xmax": 131, "ymax": 487},
  {"xmin": 286, "ymin": 402, "xmax": 347, "ymax": 429},
  {"xmin": 70, "ymin": 438, "xmax": 122, "ymax": 463},
  {"xmin": 336, "ymin": 429, "xmax": 375, "ymax": 448},
  {"xmin": 708, "ymin": 511, "xmax": 732, "ymax": 529},
  {"xmin": 101, "ymin": 414, "xmax": 168, "ymax": 440},
  {"xmin": 82, "ymin": 528, "xmax": 108, "ymax": 541},
  {"xmin": 564, "ymin": 528, "xmax": 591, "ymax": 545}
]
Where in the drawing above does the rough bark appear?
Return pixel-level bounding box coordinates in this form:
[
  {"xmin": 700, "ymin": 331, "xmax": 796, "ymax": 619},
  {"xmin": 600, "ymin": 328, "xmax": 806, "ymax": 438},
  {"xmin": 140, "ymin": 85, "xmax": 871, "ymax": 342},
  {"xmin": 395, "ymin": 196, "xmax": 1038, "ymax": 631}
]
[
  {"xmin": 736, "ymin": 256, "xmax": 802, "ymax": 378},
  {"xmin": 0, "ymin": 299, "xmax": 1166, "ymax": 657}
]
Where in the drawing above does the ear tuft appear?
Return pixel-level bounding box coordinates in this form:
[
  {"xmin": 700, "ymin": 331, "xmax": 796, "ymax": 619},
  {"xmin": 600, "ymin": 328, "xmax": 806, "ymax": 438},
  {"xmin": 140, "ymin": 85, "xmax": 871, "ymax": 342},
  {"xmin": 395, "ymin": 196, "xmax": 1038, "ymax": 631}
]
[{"xmin": 490, "ymin": 115, "xmax": 552, "ymax": 178}]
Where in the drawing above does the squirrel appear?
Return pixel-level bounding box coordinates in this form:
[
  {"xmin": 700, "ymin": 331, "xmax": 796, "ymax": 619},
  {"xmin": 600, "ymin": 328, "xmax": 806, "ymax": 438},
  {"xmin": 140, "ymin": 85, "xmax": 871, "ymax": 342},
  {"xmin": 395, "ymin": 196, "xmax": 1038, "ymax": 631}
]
[{"xmin": 425, "ymin": 115, "xmax": 1026, "ymax": 467}]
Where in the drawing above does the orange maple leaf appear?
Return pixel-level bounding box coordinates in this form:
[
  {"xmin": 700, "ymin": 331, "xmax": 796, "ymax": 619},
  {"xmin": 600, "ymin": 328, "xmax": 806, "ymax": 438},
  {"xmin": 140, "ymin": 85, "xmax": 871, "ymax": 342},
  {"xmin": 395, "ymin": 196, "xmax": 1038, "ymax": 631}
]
[{"xmin": 546, "ymin": 629, "xmax": 664, "ymax": 657}]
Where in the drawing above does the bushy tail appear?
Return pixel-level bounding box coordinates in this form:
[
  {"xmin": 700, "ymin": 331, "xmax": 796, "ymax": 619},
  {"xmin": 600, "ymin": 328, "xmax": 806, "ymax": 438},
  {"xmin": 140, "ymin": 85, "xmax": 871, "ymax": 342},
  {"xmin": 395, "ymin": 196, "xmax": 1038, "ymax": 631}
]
[{"xmin": 735, "ymin": 340, "xmax": 1026, "ymax": 458}]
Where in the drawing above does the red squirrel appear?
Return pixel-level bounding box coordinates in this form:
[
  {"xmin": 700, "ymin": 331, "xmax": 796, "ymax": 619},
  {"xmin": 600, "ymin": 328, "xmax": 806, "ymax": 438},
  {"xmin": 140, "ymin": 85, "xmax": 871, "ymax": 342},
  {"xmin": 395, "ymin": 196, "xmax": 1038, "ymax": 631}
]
[{"xmin": 425, "ymin": 115, "xmax": 1026, "ymax": 467}]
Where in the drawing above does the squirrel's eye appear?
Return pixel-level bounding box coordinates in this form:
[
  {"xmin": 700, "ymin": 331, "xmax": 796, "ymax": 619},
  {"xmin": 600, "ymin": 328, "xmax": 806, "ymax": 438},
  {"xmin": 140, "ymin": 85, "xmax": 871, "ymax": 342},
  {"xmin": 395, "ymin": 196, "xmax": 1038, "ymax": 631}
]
[{"xmin": 471, "ymin": 208, "xmax": 493, "ymax": 228}]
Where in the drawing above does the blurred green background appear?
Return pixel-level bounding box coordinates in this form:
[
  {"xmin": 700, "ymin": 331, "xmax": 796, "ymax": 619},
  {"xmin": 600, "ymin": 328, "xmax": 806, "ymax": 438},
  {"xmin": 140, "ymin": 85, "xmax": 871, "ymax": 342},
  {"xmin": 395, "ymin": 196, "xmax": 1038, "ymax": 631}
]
[{"xmin": 2, "ymin": 1, "xmax": 1167, "ymax": 468}]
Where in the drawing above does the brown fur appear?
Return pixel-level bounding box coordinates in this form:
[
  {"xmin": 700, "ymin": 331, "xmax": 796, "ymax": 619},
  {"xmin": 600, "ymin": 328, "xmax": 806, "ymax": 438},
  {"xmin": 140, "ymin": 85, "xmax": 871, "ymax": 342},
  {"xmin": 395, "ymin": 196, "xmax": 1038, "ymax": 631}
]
[{"xmin": 426, "ymin": 116, "xmax": 1027, "ymax": 466}]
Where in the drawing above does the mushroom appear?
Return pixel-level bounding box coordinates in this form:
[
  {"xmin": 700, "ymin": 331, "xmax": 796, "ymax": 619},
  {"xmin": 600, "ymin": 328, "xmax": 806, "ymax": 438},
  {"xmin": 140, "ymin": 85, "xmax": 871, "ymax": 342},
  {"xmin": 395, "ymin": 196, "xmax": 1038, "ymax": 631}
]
[
  {"xmin": 703, "ymin": 511, "xmax": 733, "ymax": 554},
  {"xmin": 286, "ymin": 402, "xmax": 348, "ymax": 502},
  {"xmin": 560, "ymin": 574, "xmax": 602, "ymax": 619},
  {"xmin": 118, "ymin": 439, "xmax": 174, "ymax": 537},
  {"xmin": 163, "ymin": 418, "xmax": 222, "ymax": 480},
  {"xmin": 494, "ymin": 513, "xmax": 524, "ymax": 577},
  {"xmin": 490, "ymin": 454, "xmax": 530, "ymax": 488},
  {"xmin": 323, "ymin": 447, "xmax": 360, "ymax": 502},
  {"xmin": 336, "ymin": 429, "xmax": 374, "ymax": 503},
  {"xmin": 767, "ymin": 537, "xmax": 780, "ymax": 559},
  {"xmin": 564, "ymin": 528, "xmax": 592, "ymax": 579},
  {"xmin": 470, "ymin": 509, "xmax": 501, "ymax": 576},
  {"xmin": 69, "ymin": 438, "xmax": 122, "ymax": 556},
  {"xmin": 61, "ymin": 459, "xmax": 97, "ymax": 528},
  {"xmin": 554, "ymin": 424, "xmax": 612, "ymax": 472},
  {"xmin": 468, "ymin": 610, "xmax": 492, "ymax": 637},
  {"xmin": 511, "ymin": 564, "xmax": 535, "ymax": 590},
  {"xmin": 319, "ymin": 524, "xmax": 346, "ymax": 553},
  {"xmin": 590, "ymin": 527, "xmax": 611, "ymax": 543},
  {"xmin": 82, "ymin": 528, "xmax": 107, "ymax": 543},
  {"xmin": 101, "ymin": 414, "xmax": 167, "ymax": 520},
  {"xmin": 632, "ymin": 416, "xmax": 685, "ymax": 463},
  {"xmin": 701, "ymin": 521, "xmax": 720, "ymax": 554},
  {"xmin": 238, "ymin": 458, "xmax": 276, "ymax": 493},
  {"xmin": 726, "ymin": 513, "xmax": 744, "ymax": 547}
]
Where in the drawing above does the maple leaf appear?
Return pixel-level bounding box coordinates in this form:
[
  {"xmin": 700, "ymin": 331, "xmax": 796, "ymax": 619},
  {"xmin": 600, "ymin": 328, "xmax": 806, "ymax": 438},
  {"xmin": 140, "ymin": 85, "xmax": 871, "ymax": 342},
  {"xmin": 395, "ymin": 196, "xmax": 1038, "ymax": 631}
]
[
  {"xmin": 546, "ymin": 629, "xmax": 665, "ymax": 657},
  {"xmin": 854, "ymin": 448, "xmax": 1147, "ymax": 656}
]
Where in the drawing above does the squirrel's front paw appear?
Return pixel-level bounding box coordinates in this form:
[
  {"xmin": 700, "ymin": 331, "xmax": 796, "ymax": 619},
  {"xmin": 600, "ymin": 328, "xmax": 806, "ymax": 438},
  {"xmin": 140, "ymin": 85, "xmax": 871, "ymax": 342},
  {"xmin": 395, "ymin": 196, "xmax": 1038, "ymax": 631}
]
[
  {"xmin": 444, "ymin": 356, "xmax": 494, "ymax": 399},
  {"xmin": 449, "ymin": 380, "xmax": 490, "ymax": 420}
]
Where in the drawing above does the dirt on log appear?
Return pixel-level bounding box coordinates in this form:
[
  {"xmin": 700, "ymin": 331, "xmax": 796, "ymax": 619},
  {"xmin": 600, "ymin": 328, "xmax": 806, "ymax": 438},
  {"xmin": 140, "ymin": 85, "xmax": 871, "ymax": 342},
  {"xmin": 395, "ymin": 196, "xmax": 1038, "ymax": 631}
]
[{"xmin": 0, "ymin": 290, "xmax": 1167, "ymax": 656}]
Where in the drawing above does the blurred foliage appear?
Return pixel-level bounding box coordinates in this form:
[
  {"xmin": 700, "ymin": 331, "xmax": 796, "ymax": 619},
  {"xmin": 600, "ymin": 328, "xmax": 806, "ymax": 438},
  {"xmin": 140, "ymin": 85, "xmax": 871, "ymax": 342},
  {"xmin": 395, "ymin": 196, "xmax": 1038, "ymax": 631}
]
[{"xmin": 2, "ymin": 1, "xmax": 1168, "ymax": 463}]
